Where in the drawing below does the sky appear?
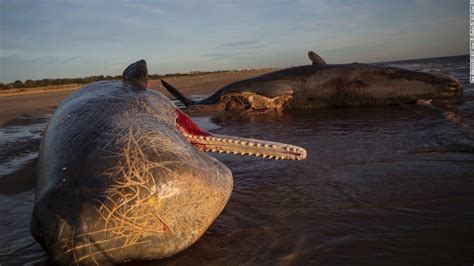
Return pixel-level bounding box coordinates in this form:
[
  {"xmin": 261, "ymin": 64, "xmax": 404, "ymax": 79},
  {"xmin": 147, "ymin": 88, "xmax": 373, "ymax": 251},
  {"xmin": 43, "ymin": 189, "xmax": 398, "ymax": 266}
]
[{"xmin": 0, "ymin": 0, "xmax": 469, "ymax": 83}]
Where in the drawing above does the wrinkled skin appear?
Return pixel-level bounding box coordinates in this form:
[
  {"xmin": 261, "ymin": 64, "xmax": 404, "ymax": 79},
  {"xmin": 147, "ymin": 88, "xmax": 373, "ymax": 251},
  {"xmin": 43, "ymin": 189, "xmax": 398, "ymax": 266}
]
[
  {"xmin": 162, "ymin": 61, "xmax": 463, "ymax": 114},
  {"xmin": 31, "ymin": 61, "xmax": 306, "ymax": 265}
]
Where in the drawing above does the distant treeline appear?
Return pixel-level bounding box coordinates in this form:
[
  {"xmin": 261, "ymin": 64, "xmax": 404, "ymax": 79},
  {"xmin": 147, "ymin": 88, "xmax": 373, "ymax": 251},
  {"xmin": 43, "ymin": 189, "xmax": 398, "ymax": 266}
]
[{"xmin": 0, "ymin": 69, "xmax": 240, "ymax": 90}]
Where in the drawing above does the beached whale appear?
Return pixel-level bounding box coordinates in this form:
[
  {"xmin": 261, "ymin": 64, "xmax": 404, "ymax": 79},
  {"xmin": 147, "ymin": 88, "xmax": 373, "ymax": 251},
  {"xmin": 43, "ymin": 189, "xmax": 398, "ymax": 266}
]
[
  {"xmin": 162, "ymin": 51, "xmax": 463, "ymax": 114},
  {"xmin": 30, "ymin": 60, "xmax": 306, "ymax": 264}
]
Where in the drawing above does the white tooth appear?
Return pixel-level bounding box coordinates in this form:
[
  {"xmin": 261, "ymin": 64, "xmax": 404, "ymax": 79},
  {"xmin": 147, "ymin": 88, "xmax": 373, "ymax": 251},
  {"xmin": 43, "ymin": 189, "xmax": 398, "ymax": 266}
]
[
  {"xmin": 268, "ymin": 156, "xmax": 274, "ymax": 159},
  {"xmin": 226, "ymin": 151, "xmax": 231, "ymax": 154},
  {"xmin": 219, "ymin": 150, "xmax": 224, "ymax": 153},
  {"xmin": 256, "ymin": 143, "xmax": 262, "ymax": 147},
  {"xmin": 216, "ymin": 138, "xmax": 222, "ymax": 141},
  {"xmin": 248, "ymin": 153, "xmax": 254, "ymax": 156},
  {"xmin": 264, "ymin": 144, "xmax": 270, "ymax": 148},
  {"xmin": 240, "ymin": 141, "xmax": 247, "ymax": 145},
  {"xmin": 211, "ymin": 149, "xmax": 217, "ymax": 152},
  {"xmin": 198, "ymin": 136, "xmax": 204, "ymax": 140},
  {"xmin": 248, "ymin": 142, "xmax": 254, "ymax": 146}
]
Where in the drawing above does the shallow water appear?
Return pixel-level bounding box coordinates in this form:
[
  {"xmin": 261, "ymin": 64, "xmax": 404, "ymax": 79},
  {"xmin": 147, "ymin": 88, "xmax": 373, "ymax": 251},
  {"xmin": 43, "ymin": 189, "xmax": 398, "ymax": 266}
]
[
  {"xmin": 1, "ymin": 56, "xmax": 473, "ymax": 265},
  {"xmin": 0, "ymin": 115, "xmax": 49, "ymax": 177}
]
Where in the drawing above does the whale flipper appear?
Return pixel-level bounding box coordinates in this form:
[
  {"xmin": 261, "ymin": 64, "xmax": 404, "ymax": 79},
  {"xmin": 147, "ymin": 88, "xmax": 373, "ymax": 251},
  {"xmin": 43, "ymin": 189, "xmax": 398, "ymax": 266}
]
[
  {"xmin": 123, "ymin": 59, "xmax": 148, "ymax": 88},
  {"xmin": 161, "ymin": 79, "xmax": 196, "ymax": 106},
  {"xmin": 308, "ymin": 51, "xmax": 326, "ymax": 65}
]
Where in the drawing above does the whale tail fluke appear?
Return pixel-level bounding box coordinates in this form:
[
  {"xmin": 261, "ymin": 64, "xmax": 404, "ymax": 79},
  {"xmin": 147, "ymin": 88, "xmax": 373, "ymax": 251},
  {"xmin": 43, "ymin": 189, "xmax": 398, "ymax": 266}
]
[{"xmin": 161, "ymin": 79, "xmax": 196, "ymax": 106}]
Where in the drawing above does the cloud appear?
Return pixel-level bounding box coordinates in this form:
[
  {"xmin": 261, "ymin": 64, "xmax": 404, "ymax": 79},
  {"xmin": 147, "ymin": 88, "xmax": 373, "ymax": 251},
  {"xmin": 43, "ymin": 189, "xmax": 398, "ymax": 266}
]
[
  {"xmin": 220, "ymin": 40, "xmax": 260, "ymax": 47},
  {"xmin": 204, "ymin": 50, "xmax": 262, "ymax": 61}
]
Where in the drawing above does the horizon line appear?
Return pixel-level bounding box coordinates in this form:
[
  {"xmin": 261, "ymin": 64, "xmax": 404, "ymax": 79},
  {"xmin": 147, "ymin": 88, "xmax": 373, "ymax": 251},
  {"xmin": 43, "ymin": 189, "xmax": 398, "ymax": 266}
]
[{"xmin": 1, "ymin": 53, "xmax": 468, "ymax": 84}]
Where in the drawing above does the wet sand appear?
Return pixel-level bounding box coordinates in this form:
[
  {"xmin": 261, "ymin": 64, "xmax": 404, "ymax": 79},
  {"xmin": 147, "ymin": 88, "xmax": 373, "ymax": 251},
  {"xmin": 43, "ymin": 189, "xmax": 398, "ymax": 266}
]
[{"xmin": 1, "ymin": 58, "xmax": 473, "ymax": 265}]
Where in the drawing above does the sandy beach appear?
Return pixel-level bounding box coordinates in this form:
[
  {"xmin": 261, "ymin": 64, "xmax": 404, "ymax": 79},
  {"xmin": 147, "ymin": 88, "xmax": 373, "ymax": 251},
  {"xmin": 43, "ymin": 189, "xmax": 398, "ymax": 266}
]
[{"xmin": 0, "ymin": 69, "xmax": 273, "ymax": 127}]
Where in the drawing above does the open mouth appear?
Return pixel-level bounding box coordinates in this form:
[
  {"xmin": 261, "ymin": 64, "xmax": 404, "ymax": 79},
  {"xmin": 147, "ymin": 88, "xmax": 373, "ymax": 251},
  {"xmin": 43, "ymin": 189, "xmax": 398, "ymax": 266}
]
[
  {"xmin": 439, "ymin": 74, "xmax": 463, "ymax": 98},
  {"xmin": 175, "ymin": 110, "xmax": 306, "ymax": 160}
]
